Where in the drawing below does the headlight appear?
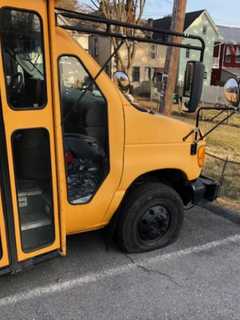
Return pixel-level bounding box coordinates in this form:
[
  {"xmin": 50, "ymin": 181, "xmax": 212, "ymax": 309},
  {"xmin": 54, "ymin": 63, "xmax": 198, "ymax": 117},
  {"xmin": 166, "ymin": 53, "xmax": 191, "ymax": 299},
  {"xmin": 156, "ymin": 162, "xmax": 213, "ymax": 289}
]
[{"xmin": 197, "ymin": 146, "xmax": 206, "ymax": 168}]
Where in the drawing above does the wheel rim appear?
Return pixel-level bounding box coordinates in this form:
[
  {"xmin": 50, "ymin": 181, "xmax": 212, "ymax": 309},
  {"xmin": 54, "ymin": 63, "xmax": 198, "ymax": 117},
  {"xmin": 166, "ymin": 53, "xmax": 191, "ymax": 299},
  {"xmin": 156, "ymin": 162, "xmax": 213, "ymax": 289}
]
[{"xmin": 138, "ymin": 205, "xmax": 171, "ymax": 242}]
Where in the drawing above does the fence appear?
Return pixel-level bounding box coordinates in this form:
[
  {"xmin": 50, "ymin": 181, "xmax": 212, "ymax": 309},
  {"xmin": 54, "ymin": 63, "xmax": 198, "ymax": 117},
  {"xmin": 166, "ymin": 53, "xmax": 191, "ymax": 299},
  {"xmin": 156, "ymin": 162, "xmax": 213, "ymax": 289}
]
[
  {"xmin": 201, "ymin": 86, "xmax": 225, "ymax": 105},
  {"xmin": 203, "ymin": 152, "xmax": 240, "ymax": 201}
]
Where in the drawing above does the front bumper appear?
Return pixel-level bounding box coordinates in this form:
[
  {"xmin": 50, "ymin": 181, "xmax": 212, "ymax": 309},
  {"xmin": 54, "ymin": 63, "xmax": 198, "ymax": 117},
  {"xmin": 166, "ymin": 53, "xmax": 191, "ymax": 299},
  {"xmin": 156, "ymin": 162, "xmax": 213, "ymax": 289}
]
[{"xmin": 190, "ymin": 176, "xmax": 220, "ymax": 205}]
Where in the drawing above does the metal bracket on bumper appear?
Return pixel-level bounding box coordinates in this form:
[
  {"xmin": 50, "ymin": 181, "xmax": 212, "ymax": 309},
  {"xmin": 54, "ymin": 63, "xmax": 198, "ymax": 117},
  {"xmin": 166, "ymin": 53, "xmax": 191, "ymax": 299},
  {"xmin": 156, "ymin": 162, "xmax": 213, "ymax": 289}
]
[{"xmin": 190, "ymin": 176, "xmax": 220, "ymax": 205}]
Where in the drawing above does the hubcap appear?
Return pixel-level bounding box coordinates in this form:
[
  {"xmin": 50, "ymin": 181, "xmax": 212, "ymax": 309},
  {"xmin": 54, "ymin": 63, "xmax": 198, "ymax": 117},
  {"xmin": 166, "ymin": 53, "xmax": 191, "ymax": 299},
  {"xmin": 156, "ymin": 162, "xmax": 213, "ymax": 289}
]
[{"xmin": 138, "ymin": 205, "xmax": 170, "ymax": 241}]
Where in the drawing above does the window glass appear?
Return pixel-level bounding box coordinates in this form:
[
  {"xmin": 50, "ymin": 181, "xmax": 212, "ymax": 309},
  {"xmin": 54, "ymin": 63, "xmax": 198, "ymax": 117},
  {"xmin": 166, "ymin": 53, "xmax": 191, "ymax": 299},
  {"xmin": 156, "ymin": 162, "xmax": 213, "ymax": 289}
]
[
  {"xmin": 150, "ymin": 45, "xmax": 157, "ymax": 59},
  {"xmin": 213, "ymin": 43, "xmax": 220, "ymax": 58},
  {"xmin": 59, "ymin": 56, "xmax": 109, "ymax": 204},
  {"xmin": 153, "ymin": 69, "xmax": 162, "ymax": 83},
  {"xmin": 144, "ymin": 67, "xmax": 152, "ymax": 81},
  {"xmin": 225, "ymin": 46, "xmax": 232, "ymax": 64},
  {"xmin": 12, "ymin": 128, "xmax": 55, "ymax": 252},
  {"xmin": 1, "ymin": 8, "xmax": 47, "ymax": 109},
  {"xmin": 236, "ymin": 47, "xmax": 240, "ymax": 64},
  {"xmin": 132, "ymin": 67, "xmax": 140, "ymax": 82},
  {"xmin": 60, "ymin": 56, "xmax": 93, "ymax": 90},
  {"xmin": 202, "ymin": 25, "xmax": 207, "ymax": 35}
]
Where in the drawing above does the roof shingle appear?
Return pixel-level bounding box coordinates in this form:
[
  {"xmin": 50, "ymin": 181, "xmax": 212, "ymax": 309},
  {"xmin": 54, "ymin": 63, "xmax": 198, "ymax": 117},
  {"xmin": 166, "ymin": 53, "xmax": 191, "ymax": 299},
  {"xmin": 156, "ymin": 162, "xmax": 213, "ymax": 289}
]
[
  {"xmin": 153, "ymin": 9, "xmax": 205, "ymax": 32},
  {"xmin": 218, "ymin": 25, "xmax": 240, "ymax": 44}
]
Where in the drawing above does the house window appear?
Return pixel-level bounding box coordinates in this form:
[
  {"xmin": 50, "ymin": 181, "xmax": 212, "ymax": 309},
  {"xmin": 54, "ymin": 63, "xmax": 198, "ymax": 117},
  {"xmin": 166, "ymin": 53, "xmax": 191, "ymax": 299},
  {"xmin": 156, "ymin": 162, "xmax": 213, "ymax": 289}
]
[
  {"xmin": 225, "ymin": 46, "xmax": 233, "ymax": 64},
  {"xmin": 186, "ymin": 48, "xmax": 190, "ymax": 59},
  {"xmin": 202, "ymin": 24, "xmax": 208, "ymax": 35},
  {"xmin": 150, "ymin": 45, "xmax": 157, "ymax": 59},
  {"xmin": 144, "ymin": 67, "xmax": 152, "ymax": 81},
  {"xmin": 132, "ymin": 66, "xmax": 140, "ymax": 82},
  {"xmin": 213, "ymin": 43, "xmax": 220, "ymax": 58},
  {"xmin": 213, "ymin": 43, "xmax": 221, "ymax": 68},
  {"xmin": 236, "ymin": 46, "xmax": 240, "ymax": 64},
  {"xmin": 153, "ymin": 69, "xmax": 163, "ymax": 83}
]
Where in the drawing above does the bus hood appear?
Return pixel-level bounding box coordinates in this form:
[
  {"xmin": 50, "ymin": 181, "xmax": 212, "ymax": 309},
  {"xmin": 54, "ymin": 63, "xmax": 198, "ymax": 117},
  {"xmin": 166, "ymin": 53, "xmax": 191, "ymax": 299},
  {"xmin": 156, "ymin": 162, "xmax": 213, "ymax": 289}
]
[{"xmin": 124, "ymin": 104, "xmax": 195, "ymax": 145}]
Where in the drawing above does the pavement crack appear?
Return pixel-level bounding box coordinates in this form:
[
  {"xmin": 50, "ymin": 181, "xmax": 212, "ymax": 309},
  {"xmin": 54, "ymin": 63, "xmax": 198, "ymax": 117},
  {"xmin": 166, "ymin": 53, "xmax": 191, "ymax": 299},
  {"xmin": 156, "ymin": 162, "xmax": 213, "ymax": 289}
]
[
  {"xmin": 125, "ymin": 254, "xmax": 182, "ymax": 288},
  {"xmin": 136, "ymin": 264, "xmax": 182, "ymax": 288}
]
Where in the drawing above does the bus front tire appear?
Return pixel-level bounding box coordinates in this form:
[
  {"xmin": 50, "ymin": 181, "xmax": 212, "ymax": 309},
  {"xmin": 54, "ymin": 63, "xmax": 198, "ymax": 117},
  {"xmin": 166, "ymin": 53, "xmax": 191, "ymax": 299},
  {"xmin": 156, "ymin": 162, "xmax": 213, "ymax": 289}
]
[{"xmin": 117, "ymin": 182, "xmax": 184, "ymax": 253}]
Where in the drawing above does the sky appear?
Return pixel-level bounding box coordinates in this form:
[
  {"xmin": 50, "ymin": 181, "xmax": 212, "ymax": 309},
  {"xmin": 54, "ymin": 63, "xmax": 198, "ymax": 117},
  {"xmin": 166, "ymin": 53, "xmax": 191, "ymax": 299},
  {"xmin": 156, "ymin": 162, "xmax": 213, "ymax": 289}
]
[
  {"xmin": 79, "ymin": 0, "xmax": 240, "ymax": 27},
  {"xmin": 143, "ymin": 0, "xmax": 240, "ymax": 26}
]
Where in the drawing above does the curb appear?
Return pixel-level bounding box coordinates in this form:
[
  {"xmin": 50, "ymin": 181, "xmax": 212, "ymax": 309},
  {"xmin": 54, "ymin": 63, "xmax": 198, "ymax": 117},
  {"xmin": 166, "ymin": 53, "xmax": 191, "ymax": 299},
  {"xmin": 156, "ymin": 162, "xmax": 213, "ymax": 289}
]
[{"xmin": 202, "ymin": 202, "xmax": 240, "ymax": 225}]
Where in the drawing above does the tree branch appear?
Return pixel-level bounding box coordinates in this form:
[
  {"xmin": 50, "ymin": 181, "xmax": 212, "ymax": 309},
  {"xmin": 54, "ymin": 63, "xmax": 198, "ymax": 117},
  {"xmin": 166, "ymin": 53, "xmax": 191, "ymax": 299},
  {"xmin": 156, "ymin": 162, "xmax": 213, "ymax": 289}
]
[{"xmin": 88, "ymin": 0, "xmax": 146, "ymax": 75}]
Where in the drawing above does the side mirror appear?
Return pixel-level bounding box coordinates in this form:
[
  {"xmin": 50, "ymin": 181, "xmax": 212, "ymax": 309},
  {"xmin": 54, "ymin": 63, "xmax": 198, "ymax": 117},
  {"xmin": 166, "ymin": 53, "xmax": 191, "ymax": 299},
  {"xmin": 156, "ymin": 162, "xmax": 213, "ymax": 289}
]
[
  {"xmin": 224, "ymin": 78, "xmax": 240, "ymax": 107},
  {"xmin": 113, "ymin": 71, "xmax": 130, "ymax": 92},
  {"xmin": 183, "ymin": 61, "xmax": 204, "ymax": 113}
]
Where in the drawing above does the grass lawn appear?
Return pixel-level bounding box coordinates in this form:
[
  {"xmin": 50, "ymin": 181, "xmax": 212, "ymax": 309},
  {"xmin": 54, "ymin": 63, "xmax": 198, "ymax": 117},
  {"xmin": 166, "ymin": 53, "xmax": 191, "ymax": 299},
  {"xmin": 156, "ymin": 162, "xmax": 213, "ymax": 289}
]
[
  {"xmin": 173, "ymin": 110, "xmax": 240, "ymax": 161},
  {"xmin": 173, "ymin": 107, "xmax": 240, "ymax": 210}
]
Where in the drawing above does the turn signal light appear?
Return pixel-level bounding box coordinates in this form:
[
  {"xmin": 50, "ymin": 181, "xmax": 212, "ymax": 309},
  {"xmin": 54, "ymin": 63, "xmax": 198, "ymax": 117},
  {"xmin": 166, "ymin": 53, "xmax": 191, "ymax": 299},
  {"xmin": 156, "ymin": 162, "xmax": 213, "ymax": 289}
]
[{"xmin": 197, "ymin": 146, "xmax": 206, "ymax": 168}]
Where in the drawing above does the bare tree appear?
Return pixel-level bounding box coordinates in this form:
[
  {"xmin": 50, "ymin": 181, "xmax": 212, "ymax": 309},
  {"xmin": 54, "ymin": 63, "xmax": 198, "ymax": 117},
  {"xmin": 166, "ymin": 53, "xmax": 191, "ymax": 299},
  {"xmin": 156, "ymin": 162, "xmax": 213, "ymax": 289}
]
[{"xmin": 88, "ymin": 0, "xmax": 146, "ymax": 74}]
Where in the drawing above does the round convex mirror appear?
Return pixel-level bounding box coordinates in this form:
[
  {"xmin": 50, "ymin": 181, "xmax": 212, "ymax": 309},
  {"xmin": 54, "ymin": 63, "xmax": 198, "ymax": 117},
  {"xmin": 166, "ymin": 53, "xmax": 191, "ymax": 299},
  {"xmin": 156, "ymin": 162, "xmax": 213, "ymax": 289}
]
[
  {"xmin": 113, "ymin": 71, "xmax": 130, "ymax": 92},
  {"xmin": 224, "ymin": 78, "xmax": 240, "ymax": 107}
]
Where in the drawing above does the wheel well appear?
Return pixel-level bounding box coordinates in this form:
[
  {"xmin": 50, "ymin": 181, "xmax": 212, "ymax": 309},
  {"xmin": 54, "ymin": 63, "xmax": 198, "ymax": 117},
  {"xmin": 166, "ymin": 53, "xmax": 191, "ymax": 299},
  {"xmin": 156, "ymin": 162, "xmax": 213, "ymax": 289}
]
[
  {"xmin": 125, "ymin": 169, "xmax": 192, "ymax": 206},
  {"xmin": 107, "ymin": 169, "xmax": 191, "ymax": 239}
]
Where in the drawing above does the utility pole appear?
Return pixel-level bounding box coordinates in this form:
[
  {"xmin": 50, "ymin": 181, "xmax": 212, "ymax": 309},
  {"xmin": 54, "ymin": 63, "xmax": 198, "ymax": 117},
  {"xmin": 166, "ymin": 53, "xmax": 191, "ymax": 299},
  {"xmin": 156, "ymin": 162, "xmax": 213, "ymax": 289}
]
[{"xmin": 160, "ymin": 0, "xmax": 187, "ymax": 115}]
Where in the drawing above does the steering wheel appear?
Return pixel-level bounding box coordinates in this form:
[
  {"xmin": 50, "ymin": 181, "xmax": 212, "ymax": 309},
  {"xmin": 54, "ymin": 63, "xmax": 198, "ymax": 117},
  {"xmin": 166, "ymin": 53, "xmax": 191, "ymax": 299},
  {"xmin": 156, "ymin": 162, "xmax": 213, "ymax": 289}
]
[{"xmin": 11, "ymin": 72, "xmax": 24, "ymax": 93}]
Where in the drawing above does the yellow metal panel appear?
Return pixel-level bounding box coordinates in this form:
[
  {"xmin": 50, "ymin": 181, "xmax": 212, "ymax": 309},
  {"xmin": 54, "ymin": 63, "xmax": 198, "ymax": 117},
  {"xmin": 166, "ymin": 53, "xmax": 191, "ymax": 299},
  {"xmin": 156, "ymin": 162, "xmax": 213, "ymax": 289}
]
[
  {"xmin": 48, "ymin": 0, "xmax": 66, "ymax": 255},
  {"xmin": 104, "ymin": 101, "xmax": 203, "ymax": 222},
  {"xmin": 119, "ymin": 102, "xmax": 202, "ymax": 191},
  {"xmin": 51, "ymin": 28, "xmax": 203, "ymax": 232},
  {"xmin": 103, "ymin": 190, "xmax": 125, "ymax": 224},
  {"xmin": 0, "ymin": 0, "xmax": 61, "ymax": 261},
  {"xmin": 0, "ymin": 194, "xmax": 9, "ymax": 268}
]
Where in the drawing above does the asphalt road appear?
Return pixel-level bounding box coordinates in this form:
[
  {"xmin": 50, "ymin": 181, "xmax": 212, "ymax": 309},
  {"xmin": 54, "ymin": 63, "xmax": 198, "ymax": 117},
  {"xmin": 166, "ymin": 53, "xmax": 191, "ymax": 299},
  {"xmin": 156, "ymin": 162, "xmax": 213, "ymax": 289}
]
[{"xmin": 1, "ymin": 206, "xmax": 240, "ymax": 320}]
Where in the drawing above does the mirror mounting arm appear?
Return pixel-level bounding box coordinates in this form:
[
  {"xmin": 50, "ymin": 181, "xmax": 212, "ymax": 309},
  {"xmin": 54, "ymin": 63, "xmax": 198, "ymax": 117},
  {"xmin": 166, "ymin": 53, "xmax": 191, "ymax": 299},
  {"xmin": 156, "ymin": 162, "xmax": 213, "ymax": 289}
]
[
  {"xmin": 183, "ymin": 106, "xmax": 237, "ymax": 154},
  {"xmin": 196, "ymin": 108, "xmax": 236, "ymax": 141}
]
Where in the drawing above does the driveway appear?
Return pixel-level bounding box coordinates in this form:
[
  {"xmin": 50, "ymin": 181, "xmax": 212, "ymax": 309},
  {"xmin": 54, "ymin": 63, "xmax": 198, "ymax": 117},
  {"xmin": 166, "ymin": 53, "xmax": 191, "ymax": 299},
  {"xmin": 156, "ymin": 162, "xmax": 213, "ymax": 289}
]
[{"xmin": 0, "ymin": 206, "xmax": 240, "ymax": 320}]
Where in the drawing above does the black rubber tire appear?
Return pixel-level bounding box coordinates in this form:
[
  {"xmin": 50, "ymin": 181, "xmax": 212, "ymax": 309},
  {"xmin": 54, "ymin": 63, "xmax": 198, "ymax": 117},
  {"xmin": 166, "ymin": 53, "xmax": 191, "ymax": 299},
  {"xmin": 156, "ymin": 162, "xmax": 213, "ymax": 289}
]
[{"xmin": 117, "ymin": 182, "xmax": 184, "ymax": 253}]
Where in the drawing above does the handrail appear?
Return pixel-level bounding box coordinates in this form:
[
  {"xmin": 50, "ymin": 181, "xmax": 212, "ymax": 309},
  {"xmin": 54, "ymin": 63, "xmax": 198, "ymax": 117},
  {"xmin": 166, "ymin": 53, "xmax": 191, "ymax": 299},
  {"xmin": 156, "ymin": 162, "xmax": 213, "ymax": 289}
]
[{"xmin": 55, "ymin": 7, "xmax": 205, "ymax": 62}]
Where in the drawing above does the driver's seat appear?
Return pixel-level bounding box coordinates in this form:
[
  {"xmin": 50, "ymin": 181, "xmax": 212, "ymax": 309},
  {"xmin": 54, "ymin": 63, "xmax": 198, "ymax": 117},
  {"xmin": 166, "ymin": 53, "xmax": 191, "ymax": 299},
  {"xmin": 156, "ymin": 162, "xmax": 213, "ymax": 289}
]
[{"xmin": 84, "ymin": 95, "xmax": 108, "ymax": 150}]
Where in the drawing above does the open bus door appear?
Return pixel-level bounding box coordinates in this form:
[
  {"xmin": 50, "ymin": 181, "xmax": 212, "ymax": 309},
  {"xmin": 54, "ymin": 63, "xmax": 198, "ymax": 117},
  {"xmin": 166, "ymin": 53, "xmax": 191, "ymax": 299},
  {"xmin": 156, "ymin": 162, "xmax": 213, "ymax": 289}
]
[{"xmin": 0, "ymin": 0, "xmax": 65, "ymax": 274}]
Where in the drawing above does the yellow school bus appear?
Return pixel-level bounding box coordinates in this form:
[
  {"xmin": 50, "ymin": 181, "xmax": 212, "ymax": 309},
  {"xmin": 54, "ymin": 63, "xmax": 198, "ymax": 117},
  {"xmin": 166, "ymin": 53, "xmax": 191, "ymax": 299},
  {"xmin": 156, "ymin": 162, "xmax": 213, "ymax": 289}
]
[{"xmin": 0, "ymin": 0, "xmax": 231, "ymax": 276}]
